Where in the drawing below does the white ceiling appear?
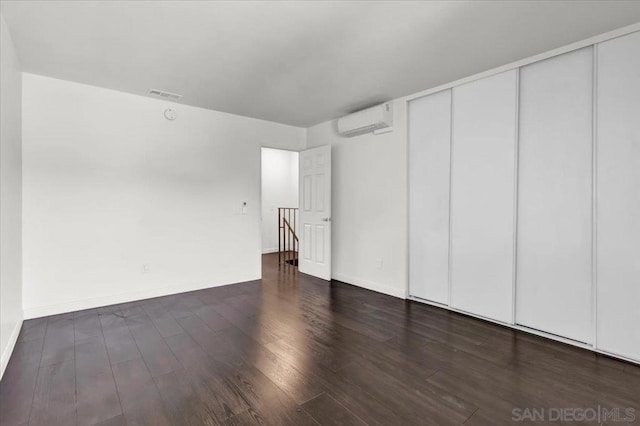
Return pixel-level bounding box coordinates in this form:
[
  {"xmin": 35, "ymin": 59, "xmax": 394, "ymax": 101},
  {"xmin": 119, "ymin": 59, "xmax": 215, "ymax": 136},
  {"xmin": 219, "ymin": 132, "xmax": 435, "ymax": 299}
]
[{"xmin": 2, "ymin": 1, "xmax": 640, "ymax": 127}]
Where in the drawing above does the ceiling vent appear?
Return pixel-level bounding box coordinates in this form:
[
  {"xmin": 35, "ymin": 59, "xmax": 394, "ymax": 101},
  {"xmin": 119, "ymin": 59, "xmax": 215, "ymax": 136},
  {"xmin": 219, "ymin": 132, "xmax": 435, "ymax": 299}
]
[{"xmin": 148, "ymin": 89, "xmax": 182, "ymax": 101}]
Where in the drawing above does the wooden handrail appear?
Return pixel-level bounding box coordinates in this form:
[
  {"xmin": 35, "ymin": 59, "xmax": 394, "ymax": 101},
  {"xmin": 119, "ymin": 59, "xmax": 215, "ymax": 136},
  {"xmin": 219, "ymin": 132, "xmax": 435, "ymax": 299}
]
[{"xmin": 282, "ymin": 218, "xmax": 298, "ymax": 242}]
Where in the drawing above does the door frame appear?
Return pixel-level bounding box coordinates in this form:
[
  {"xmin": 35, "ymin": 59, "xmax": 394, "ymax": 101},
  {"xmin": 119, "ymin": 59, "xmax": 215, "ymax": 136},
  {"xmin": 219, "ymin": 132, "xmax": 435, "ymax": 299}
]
[{"xmin": 259, "ymin": 145, "xmax": 301, "ymax": 276}]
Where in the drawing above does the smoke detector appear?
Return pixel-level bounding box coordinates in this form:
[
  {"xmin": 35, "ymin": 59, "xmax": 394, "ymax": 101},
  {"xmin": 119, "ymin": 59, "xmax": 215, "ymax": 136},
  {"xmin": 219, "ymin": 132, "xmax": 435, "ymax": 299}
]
[{"xmin": 148, "ymin": 89, "xmax": 182, "ymax": 101}]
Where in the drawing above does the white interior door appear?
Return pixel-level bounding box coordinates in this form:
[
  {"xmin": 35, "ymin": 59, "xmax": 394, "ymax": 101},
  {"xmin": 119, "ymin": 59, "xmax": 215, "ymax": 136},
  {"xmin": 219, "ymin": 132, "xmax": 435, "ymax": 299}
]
[
  {"xmin": 299, "ymin": 145, "xmax": 331, "ymax": 280},
  {"xmin": 449, "ymin": 70, "xmax": 517, "ymax": 323},
  {"xmin": 408, "ymin": 89, "xmax": 452, "ymax": 304},
  {"xmin": 516, "ymin": 47, "xmax": 593, "ymax": 343},
  {"xmin": 596, "ymin": 31, "xmax": 640, "ymax": 361}
]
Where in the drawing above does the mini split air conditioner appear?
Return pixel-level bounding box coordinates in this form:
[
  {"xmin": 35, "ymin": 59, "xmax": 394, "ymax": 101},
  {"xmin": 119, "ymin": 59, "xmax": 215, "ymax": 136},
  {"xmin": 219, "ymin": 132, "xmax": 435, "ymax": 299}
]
[{"xmin": 337, "ymin": 102, "xmax": 393, "ymax": 137}]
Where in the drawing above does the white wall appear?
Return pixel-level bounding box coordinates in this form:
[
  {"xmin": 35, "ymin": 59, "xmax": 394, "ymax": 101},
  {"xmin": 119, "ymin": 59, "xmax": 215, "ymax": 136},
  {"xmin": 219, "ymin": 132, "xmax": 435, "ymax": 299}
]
[
  {"xmin": 0, "ymin": 14, "xmax": 23, "ymax": 378},
  {"xmin": 306, "ymin": 100, "xmax": 407, "ymax": 298},
  {"xmin": 261, "ymin": 148, "xmax": 298, "ymax": 253},
  {"xmin": 21, "ymin": 74, "xmax": 305, "ymax": 318}
]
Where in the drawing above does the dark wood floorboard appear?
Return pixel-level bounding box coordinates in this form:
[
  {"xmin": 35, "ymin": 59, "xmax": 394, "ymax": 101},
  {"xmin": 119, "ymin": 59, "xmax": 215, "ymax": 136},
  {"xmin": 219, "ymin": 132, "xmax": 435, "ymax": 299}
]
[
  {"xmin": 300, "ymin": 392, "xmax": 366, "ymax": 426},
  {"xmin": 1, "ymin": 253, "xmax": 639, "ymax": 425},
  {"xmin": 29, "ymin": 359, "xmax": 76, "ymax": 426}
]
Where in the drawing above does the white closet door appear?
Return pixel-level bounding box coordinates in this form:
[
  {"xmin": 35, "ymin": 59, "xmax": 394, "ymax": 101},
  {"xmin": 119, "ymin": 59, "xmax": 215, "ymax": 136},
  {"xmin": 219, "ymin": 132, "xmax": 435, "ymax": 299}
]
[
  {"xmin": 596, "ymin": 31, "xmax": 640, "ymax": 361},
  {"xmin": 449, "ymin": 71, "xmax": 517, "ymax": 323},
  {"xmin": 517, "ymin": 47, "xmax": 593, "ymax": 343},
  {"xmin": 409, "ymin": 90, "xmax": 451, "ymax": 304}
]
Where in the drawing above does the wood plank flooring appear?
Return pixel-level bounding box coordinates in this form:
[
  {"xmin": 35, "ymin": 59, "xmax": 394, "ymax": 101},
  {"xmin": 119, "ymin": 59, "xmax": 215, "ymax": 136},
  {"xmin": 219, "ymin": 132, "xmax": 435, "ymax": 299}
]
[{"xmin": 1, "ymin": 253, "xmax": 639, "ymax": 425}]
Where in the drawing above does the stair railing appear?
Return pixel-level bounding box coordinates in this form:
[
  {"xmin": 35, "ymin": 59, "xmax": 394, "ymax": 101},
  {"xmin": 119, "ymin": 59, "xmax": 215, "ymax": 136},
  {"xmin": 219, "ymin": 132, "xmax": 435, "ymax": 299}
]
[{"xmin": 278, "ymin": 207, "xmax": 298, "ymax": 267}]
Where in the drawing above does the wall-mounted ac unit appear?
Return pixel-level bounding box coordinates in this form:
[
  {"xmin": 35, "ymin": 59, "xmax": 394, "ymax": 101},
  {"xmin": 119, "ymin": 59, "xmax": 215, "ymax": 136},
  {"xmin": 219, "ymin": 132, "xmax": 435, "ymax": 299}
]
[{"xmin": 337, "ymin": 102, "xmax": 393, "ymax": 137}]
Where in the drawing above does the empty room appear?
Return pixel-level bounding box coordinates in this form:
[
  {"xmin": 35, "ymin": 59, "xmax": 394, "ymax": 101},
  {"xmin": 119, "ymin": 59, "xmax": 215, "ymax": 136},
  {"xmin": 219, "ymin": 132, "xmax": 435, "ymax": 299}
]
[{"xmin": 1, "ymin": 1, "xmax": 639, "ymax": 425}]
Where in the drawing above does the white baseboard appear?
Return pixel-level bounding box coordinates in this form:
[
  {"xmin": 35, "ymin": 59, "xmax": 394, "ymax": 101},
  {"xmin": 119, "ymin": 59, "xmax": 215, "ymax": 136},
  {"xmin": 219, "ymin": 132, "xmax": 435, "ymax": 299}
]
[
  {"xmin": 262, "ymin": 248, "xmax": 279, "ymax": 254},
  {"xmin": 23, "ymin": 276, "xmax": 260, "ymax": 320},
  {"xmin": 1, "ymin": 313, "xmax": 24, "ymax": 380},
  {"xmin": 332, "ymin": 272, "xmax": 407, "ymax": 299}
]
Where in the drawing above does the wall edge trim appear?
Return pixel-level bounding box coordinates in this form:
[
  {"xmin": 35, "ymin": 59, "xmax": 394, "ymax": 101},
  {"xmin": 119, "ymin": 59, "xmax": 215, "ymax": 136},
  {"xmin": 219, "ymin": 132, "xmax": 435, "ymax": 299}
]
[
  {"xmin": 0, "ymin": 313, "xmax": 24, "ymax": 380},
  {"xmin": 22, "ymin": 277, "xmax": 260, "ymax": 320},
  {"xmin": 333, "ymin": 272, "xmax": 407, "ymax": 299}
]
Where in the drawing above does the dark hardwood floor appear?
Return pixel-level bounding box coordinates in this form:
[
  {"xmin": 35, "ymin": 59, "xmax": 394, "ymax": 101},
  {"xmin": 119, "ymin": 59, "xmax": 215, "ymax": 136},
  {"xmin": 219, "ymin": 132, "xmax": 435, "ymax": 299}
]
[{"xmin": 1, "ymin": 253, "xmax": 639, "ymax": 425}]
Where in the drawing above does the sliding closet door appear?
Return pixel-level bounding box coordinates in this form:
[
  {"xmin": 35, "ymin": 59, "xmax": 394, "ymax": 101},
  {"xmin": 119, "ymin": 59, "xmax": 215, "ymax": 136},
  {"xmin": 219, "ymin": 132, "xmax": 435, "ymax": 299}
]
[
  {"xmin": 409, "ymin": 90, "xmax": 451, "ymax": 304},
  {"xmin": 449, "ymin": 71, "xmax": 517, "ymax": 323},
  {"xmin": 517, "ymin": 48, "xmax": 593, "ymax": 343},
  {"xmin": 596, "ymin": 31, "xmax": 640, "ymax": 361}
]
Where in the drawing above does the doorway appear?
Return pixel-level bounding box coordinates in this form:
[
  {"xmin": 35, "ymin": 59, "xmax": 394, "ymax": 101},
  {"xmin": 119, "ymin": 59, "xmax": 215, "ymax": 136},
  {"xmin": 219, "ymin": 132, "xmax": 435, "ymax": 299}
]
[{"xmin": 261, "ymin": 147, "xmax": 299, "ymax": 268}]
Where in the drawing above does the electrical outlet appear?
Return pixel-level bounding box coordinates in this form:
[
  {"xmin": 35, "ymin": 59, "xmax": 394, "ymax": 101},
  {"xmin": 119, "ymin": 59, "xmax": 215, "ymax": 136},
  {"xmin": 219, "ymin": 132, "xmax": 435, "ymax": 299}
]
[
  {"xmin": 142, "ymin": 264, "xmax": 150, "ymax": 274},
  {"xmin": 375, "ymin": 258, "xmax": 383, "ymax": 270}
]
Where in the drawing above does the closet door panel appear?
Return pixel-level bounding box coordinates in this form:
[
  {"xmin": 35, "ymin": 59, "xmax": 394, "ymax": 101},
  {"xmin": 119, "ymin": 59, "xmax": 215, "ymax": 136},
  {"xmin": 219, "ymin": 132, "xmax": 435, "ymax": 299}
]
[
  {"xmin": 449, "ymin": 70, "xmax": 517, "ymax": 323},
  {"xmin": 596, "ymin": 31, "xmax": 640, "ymax": 360},
  {"xmin": 516, "ymin": 47, "xmax": 593, "ymax": 343},
  {"xmin": 409, "ymin": 90, "xmax": 452, "ymax": 304}
]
